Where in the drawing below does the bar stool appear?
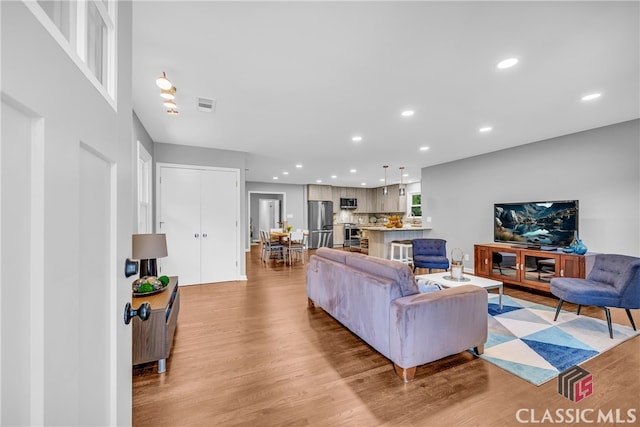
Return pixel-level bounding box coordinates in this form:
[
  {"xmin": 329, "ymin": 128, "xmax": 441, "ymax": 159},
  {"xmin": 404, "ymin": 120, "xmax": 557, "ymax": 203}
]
[{"xmin": 390, "ymin": 240, "xmax": 413, "ymax": 265}]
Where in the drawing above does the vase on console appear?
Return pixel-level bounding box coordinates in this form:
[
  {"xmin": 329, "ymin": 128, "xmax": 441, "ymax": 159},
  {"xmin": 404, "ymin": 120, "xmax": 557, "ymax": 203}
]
[
  {"xmin": 573, "ymin": 239, "xmax": 587, "ymax": 255},
  {"xmin": 571, "ymin": 236, "xmax": 588, "ymax": 255}
]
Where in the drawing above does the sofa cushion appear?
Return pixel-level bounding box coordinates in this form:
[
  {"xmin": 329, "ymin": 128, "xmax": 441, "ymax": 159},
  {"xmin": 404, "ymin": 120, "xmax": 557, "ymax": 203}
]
[{"xmin": 346, "ymin": 255, "xmax": 419, "ymax": 297}]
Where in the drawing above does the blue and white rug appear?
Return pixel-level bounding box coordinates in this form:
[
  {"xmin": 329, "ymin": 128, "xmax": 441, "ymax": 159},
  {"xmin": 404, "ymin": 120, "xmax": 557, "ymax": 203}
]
[{"xmin": 476, "ymin": 294, "xmax": 639, "ymax": 386}]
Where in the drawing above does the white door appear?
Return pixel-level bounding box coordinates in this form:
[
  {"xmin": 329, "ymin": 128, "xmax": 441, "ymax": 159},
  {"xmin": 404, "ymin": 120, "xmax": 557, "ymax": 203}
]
[
  {"xmin": 201, "ymin": 169, "xmax": 239, "ymax": 283},
  {"xmin": 158, "ymin": 165, "xmax": 240, "ymax": 285},
  {"xmin": 1, "ymin": 101, "xmax": 126, "ymax": 426},
  {"xmin": 2, "ymin": 2, "xmax": 132, "ymax": 425},
  {"xmin": 158, "ymin": 166, "xmax": 202, "ymax": 285}
]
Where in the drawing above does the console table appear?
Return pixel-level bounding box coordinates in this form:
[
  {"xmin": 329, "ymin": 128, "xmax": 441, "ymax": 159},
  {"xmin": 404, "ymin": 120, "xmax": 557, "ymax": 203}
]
[
  {"xmin": 132, "ymin": 276, "xmax": 180, "ymax": 373},
  {"xmin": 474, "ymin": 244, "xmax": 591, "ymax": 292}
]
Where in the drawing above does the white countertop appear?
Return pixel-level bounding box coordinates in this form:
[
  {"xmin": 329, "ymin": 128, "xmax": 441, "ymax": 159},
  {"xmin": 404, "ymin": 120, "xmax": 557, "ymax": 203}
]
[{"xmin": 360, "ymin": 226, "xmax": 432, "ymax": 231}]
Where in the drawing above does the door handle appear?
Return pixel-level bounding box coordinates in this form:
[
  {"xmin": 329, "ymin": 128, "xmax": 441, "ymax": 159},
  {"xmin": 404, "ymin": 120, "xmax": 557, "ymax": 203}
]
[
  {"xmin": 194, "ymin": 233, "xmax": 200, "ymax": 238},
  {"xmin": 123, "ymin": 302, "xmax": 151, "ymax": 325},
  {"xmin": 202, "ymin": 233, "xmax": 208, "ymax": 238}
]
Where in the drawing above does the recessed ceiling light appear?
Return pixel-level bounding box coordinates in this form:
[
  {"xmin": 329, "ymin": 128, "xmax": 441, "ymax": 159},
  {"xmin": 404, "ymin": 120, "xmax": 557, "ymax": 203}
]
[
  {"xmin": 479, "ymin": 126, "xmax": 493, "ymax": 133},
  {"xmin": 316, "ymin": 179, "xmax": 322, "ymax": 183},
  {"xmin": 295, "ymin": 164, "xmax": 303, "ymax": 168},
  {"xmin": 419, "ymin": 146, "xmax": 430, "ymax": 151},
  {"xmin": 331, "ymin": 175, "xmax": 337, "ymax": 179},
  {"xmin": 379, "ymin": 178, "xmax": 385, "ymax": 182},
  {"xmin": 350, "ymin": 169, "xmax": 357, "ymax": 173},
  {"xmin": 401, "ymin": 110, "xmax": 415, "ymax": 117},
  {"xmin": 403, "ymin": 173, "xmax": 409, "ymax": 177},
  {"xmin": 352, "ymin": 136, "xmax": 363, "ymax": 142},
  {"xmin": 497, "ymin": 58, "xmax": 518, "ymax": 69},
  {"xmin": 361, "ymin": 182, "xmax": 367, "ymax": 186},
  {"xmin": 581, "ymin": 93, "xmax": 602, "ymax": 101},
  {"xmin": 282, "ymin": 171, "xmax": 289, "ymax": 175},
  {"xmin": 273, "ymin": 176, "xmax": 278, "ymax": 180}
]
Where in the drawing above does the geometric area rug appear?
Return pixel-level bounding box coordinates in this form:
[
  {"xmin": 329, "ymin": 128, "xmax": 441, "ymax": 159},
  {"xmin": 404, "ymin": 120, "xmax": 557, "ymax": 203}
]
[{"xmin": 474, "ymin": 294, "xmax": 640, "ymax": 386}]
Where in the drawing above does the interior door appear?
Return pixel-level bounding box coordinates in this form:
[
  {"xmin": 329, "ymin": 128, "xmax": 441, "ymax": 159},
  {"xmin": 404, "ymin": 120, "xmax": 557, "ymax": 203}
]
[
  {"xmin": 2, "ymin": 98, "xmax": 125, "ymax": 426},
  {"xmin": 158, "ymin": 165, "xmax": 240, "ymax": 285},
  {"xmin": 201, "ymin": 169, "xmax": 239, "ymax": 283},
  {"xmin": 158, "ymin": 166, "xmax": 201, "ymax": 285}
]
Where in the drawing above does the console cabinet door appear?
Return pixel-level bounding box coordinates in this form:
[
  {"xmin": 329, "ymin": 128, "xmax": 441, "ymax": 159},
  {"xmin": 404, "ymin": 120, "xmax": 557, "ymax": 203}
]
[
  {"xmin": 560, "ymin": 255, "xmax": 585, "ymax": 278},
  {"xmin": 521, "ymin": 252, "xmax": 560, "ymax": 287},
  {"xmin": 474, "ymin": 245, "xmax": 491, "ymax": 277},
  {"xmin": 487, "ymin": 247, "xmax": 521, "ymax": 283}
]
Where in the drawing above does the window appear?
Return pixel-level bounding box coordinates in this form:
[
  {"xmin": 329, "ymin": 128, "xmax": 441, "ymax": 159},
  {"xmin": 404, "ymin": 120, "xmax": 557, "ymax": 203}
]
[
  {"xmin": 137, "ymin": 142, "xmax": 153, "ymax": 233},
  {"xmin": 27, "ymin": 0, "xmax": 117, "ymax": 106},
  {"xmin": 410, "ymin": 193, "xmax": 422, "ymax": 217}
]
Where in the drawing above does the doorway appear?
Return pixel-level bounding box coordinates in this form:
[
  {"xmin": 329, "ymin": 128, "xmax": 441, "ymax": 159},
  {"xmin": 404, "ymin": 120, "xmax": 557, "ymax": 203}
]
[{"xmin": 248, "ymin": 192, "xmax": 285, "ymax": 245}]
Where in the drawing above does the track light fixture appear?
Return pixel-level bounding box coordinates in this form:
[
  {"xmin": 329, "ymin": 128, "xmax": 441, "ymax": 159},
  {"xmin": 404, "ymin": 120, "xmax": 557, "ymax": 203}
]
[
  {"xmin": 156, "ymin": 72, "xmax": 179, "ymax": 114},
  {"xmin": 155, "ymin": 72, "xmax": 172, "ymax": 90},
  {"xmin": 160, "ymin": 87, "xmax": 176, "ymax": 100}
]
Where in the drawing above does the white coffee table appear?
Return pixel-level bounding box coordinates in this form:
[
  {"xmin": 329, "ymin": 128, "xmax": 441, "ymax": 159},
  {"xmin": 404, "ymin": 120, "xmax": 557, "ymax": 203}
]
[{"xmin": 416, "ymin": 272, "xmax": 503, "ymax": 309}]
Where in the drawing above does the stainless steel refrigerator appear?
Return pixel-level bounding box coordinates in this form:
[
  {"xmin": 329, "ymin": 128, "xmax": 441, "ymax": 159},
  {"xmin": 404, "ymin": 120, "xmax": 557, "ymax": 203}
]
[{"xmin": 308, "ymin": 200, "xmax": 333, "ymax": 249}]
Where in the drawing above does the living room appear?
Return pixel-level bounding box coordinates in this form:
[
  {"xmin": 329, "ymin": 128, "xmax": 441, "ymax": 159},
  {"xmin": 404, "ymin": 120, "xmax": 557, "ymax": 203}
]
[{"xmin": 2, "ymin": 1, "xmax": 639, "ymax": 426}]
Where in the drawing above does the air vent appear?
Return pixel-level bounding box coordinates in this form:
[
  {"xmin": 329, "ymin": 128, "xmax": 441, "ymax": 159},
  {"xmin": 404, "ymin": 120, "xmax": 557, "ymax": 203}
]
[{"xmin": 197, "ymin": 97, "xmax": 216, "ymax": 113}]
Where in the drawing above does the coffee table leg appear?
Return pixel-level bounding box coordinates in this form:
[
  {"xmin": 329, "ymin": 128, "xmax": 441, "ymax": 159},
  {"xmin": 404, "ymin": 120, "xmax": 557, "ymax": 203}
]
[{"xmin": 499, "ymin": 285, "xmax": 503, "ymax": 310}]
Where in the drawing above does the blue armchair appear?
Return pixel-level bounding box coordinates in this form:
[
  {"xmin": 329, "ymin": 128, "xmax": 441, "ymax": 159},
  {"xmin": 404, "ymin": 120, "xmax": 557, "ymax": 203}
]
[
  {"xmin": 411, "ymin": 238, "xmax": 449, "ymax": 273},
  {"xmin": 550, "ymin": 254, "xmax": 640, "ymax": 338}
]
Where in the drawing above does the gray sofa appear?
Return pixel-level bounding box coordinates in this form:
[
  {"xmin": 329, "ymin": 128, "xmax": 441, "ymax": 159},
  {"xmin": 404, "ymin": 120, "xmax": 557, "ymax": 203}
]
[{"xmin": 306, "ymin": 247, "xmax": 488, "ymax": 381}]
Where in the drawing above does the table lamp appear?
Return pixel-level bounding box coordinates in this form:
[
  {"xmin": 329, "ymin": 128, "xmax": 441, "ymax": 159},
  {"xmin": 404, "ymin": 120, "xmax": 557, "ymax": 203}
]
[{"xmin": 132, "ymin": 233, "xmax": 168, "ymax": 277}]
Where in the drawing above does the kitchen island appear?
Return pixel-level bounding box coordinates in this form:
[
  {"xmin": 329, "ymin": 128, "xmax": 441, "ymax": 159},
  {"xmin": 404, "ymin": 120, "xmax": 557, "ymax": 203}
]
[{"xmin": 361, "ymin": 226, "xmax": 432, "ymax": 259}]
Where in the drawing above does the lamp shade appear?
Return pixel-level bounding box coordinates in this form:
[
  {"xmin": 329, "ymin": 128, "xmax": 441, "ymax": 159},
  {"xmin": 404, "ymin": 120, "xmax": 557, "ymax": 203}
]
[{"xmin": 132, "ymin": 234, "xmax": 168, "ymax": 259}]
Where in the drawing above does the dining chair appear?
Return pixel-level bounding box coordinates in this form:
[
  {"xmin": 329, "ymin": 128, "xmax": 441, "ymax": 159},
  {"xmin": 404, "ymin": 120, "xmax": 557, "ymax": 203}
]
[
  {"xmin": 287, "ymin": 230, "xmax": 306, "ymax": 264},
  {"xmin": 261, "ymin": 229, "xmax": 285, "ymax": 263}
]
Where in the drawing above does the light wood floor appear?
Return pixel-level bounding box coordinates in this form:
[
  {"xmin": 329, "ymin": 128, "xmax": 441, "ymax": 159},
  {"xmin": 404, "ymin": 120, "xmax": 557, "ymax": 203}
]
[{"xmin": 133, "ymin": 246, "xmax": 640, "ymax": 426}]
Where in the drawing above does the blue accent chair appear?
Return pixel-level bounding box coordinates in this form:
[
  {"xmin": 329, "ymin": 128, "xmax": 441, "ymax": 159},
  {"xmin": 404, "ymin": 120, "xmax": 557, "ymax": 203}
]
[
  {"xmin": 411, "ymin": 238, "xmax": 449, "ymax": 273},
  {"xmin": 550, "ymin": 254, "xmax": 640, "ymax": 338}
]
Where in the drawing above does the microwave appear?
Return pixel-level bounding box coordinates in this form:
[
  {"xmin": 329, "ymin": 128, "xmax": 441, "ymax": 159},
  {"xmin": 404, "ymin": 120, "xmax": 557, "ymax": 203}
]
[{"xmin": 340, "ymin": 198, "xmax": 357, "ymax": 209}]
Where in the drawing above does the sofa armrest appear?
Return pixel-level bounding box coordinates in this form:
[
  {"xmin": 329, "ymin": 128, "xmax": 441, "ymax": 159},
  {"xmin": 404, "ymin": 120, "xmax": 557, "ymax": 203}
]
[{"xmin": 389, "ymin": 285, "xmax": 488, "ymax": 369}]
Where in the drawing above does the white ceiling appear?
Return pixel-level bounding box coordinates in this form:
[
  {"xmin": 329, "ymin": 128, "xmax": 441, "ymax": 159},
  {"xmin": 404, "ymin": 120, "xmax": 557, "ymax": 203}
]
[{"xmin": 132, "ymin": 1, "xmax": 639, "ymax": 188}]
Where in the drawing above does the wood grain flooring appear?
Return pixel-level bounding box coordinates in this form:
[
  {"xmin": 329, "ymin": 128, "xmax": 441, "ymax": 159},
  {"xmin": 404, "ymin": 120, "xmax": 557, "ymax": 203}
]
[{"xmin": 133, "ymin": 247, "xmax": 640, "ymax": 426}]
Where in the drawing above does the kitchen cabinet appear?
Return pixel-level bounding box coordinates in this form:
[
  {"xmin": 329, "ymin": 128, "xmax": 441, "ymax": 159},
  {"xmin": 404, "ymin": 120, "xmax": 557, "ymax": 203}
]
[
  {"xmin": 474, "ymin": 243, "xmax": 589, "ymax": 292},
  {"xmin": 368, "ymin": 184, "xmax": 405, "ymax": 213},
  {"xmin": 355, "ymin": 187, "xmax": 368, "ymax": 213},
  {"xmin": 318, "ymin": 184, "xmax": 405, "ymax": 213},
  {"xmin": 308, "ymin": 184, "xmax": 333, "ymax": 201},
  {"xmin": 333, "ymin": 224, "xmax": 345, "ymax": 247}
]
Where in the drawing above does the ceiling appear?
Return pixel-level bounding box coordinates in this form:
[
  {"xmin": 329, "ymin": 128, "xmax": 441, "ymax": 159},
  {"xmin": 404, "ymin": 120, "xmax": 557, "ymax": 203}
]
[{"xmin": 131, "ymin": 1, "xmax": 639, "ymax": 188}]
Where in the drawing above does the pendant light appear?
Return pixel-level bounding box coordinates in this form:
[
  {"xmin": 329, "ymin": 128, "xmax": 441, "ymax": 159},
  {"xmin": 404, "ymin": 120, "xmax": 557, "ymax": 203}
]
[
  {"xmin": 382, "ymin": 165, "xmax": 389, "ymax": 195},
  {"xmin": 399, "ymin": 166, "xmax": 406, "ymax": 196}
]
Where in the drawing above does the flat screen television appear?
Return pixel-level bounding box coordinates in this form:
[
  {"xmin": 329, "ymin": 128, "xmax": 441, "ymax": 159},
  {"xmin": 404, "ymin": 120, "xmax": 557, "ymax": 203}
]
[{"xmin": 494, "ymin": 200, "xmax": 578, "ymax": 249}]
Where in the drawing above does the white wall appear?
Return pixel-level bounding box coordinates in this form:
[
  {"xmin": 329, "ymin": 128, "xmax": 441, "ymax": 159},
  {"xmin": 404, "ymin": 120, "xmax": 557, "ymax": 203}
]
[{"xmin": 422, "ymin": 119, "xmax": 640, "ymax": 269}]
